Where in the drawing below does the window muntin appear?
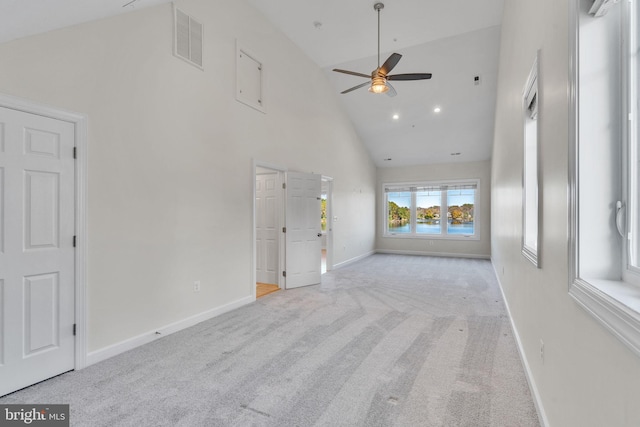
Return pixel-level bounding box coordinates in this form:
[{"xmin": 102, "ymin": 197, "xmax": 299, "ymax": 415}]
[{"xmin": 384, "ymin": 181, "xmax": 478, "ymax": 238}]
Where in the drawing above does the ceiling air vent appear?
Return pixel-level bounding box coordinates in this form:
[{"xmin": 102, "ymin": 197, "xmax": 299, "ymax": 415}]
[{"xmin": 174, "ymin": 7, "xmax": 203, "ymax": 69}]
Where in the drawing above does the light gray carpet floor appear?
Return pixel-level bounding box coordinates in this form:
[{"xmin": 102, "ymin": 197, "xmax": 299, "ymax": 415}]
[{"xmin": 1, "ymin": 254, "xmax": 540, "ymax": 426}]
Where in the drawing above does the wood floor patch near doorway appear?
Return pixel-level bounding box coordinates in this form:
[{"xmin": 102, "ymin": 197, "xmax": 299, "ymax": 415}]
[{"xmin": 256, "ymin": 283, "xmax": 280, "ymax": 298}]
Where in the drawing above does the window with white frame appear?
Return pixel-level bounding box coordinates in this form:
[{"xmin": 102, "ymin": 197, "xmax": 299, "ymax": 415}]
[
  {"xmin": 384, "ymin": 180, "xmax": 478, "ymax": 239},
  {"xmin": 523, "ymin": 54, "xmax": 540, "ymax": 267},
  {"xmin": 569, "ymin": 0, "xmax": 640, "ymax": 356},
  {"xmin": 627, "ymin": 0, "xmax": 640, "ymax": 283}
]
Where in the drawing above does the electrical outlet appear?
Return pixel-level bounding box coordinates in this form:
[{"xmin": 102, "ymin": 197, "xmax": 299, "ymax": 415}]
[
  {"xmin": 540, "ymin": 339, "xmax": 544, "ymax": 363},
  {"xmin": 194, "ymin": 281, "xmax": 201, "ymax": 292}
]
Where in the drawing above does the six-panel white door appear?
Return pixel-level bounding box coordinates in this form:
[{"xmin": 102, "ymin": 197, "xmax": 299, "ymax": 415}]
[
  {"xmin": 285, "ymin": 172, "xmax": 322, "ymax": 289},
  {"xmin": 256, "ymin": 172, "xmax": 279, "ymax": 285},
  {"xmin": 0, "ymin": 106, "xmax": 75, "ymax": 396}
]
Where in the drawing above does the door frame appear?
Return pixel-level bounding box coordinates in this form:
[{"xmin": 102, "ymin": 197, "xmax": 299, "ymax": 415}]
[
  {"xmin": 252, "ymin": 160, "xmax": 286, "ymax": 297},
  {"xmin": 0, "ymin": 93, "xmax": 88, "ymax": 370}
]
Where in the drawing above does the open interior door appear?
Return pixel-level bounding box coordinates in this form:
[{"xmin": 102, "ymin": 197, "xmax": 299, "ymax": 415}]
[{"xmin": 285, "ymin": 172, "xmax": 322, "ymax": 289}]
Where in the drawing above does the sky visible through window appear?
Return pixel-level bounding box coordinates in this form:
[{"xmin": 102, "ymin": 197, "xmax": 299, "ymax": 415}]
[
  {"xmin": 388, "ymin": 189, "xmax": 475, "ymax": 207},
  {"xmin": 447, "ymin": 189, "xmax": 475, "ymax": 206}
]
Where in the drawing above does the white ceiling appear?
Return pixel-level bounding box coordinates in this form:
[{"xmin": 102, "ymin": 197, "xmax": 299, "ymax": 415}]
[
  {"xmin": 247, "ymin": 0, "xmax": 505, "ymax": 168},
  {"xmin": 0, "ymin": 0, "xmax": 171, "ymax": 45},
  {"xmin": 0, "ymin": 0, "xmax": 504, "ymax": 168}
]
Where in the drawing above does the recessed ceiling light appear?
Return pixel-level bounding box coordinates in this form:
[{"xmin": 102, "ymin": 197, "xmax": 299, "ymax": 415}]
[
  {"xmin": 434, "ymin": 107, "xmax": 441, "ymax": 113},
  {"xmin": 392, "ymin": 114, "xmax": 399, "ymax": 120}
]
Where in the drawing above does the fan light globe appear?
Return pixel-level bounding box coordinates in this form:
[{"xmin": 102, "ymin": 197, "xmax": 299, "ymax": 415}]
[{"xmin": 369, "ymin": 76, "xmax": 389, "ymax": 94}]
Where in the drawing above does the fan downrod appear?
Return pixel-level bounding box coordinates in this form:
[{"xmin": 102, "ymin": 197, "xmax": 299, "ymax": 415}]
[{"xmin": 332, "ymin": 1, "xmax": 432, "ymax": 96}]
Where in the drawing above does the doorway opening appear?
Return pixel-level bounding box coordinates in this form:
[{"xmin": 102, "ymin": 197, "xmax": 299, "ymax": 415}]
[
  {"xmin": 254, "ymin": 164, "xmax": 285, "ymax": 298},
  {"xmin": 253, "ymin": 163, "xmax": 328, "ymax": 297}
]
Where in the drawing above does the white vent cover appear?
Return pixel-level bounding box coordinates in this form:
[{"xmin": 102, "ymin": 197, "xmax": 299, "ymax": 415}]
[
  {"xmin": 588, "ymin": 0, "xmax": 619, "ymax": 17},
  {"xmin": 174, "ymin": 7, "xmax": 203, "ymax": 69}
]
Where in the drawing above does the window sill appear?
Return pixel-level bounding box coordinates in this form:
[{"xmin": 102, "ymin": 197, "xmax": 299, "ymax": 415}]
[{"xmin": 569, "ymin": 278, "xmax": 640, "ymax": 356}]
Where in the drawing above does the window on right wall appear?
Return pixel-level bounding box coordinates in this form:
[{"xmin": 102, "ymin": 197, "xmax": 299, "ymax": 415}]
[
  {"xmin": 569, "ymin": 0, "xmax": 640, "ymax": 356},
  {"xmin": 522, "ymin": 53, "xmax": 540, "ymax": 267}
]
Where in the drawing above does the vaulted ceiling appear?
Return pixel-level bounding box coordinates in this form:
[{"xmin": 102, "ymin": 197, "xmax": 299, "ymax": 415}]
[{"xmin": 0, "ymin": 0, "xmax": 504, "ymax": 167}]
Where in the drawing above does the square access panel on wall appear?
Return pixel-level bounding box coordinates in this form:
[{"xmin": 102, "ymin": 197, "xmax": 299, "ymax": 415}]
[{"xmin": 236, "ymin": 43, "xmax": 265, "ymax": 113}]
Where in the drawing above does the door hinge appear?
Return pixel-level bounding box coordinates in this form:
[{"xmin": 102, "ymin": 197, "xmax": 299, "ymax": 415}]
[
  {"xmin": 282, "ymin": 183, "xmax": 286, "ymax": 189},
  {"xmin": 283, "ymin": 271, "xmax": 286, "ymax": 277},
  {"xmin": 73, "ymin": 324, "xmax": 76, "ymax": 336},
  {"xmin": 73, "ymin": 236, "xmax": 77, "ymax": 247},
  {"xmin": 282, "ymin": 227, "xmax": 286, "ymax": 233},
  {"xmin": 73, "ymin": 147, "xmax": 77, "ymax": 159}
]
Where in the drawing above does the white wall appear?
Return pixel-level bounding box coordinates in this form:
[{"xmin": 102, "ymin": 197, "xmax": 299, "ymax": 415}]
[
  {"xmin": 492, "ymin": 0, "xmax": 640, "ymax": 426},
  {"xmin": 0, "ymin": 0, "xmax": 376, "ymax": 353},
  {"xmin": 376, "ymin": 160, "xmax": 491, "ymax": 258}
]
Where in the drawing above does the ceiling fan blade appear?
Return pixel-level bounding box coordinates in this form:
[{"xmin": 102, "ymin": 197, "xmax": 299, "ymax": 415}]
[
  {"xmin": 341, "ymin": 81, "xmax": 371, "ymax": 94},
  {"xmin": 379, "ymin": 53, "xmax": 402, "ymax": 75},
  {"xmin": 385, "ymin": 82, "xmax": 397, "ymax": 97},
  {"xmin": 387, "ymin": 73, "xmax": 433, "ymax": 81},
  {"xmin": 333, "ymin": 69, "xmax": 371, "ymax": 79}
]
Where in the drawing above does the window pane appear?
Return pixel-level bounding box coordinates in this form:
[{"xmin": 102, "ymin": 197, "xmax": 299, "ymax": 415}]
[
  {"xmin": 632, "ymin": 153, "xmax": 640, "ymax": 267},
  {"xmin": 387, "ymin": 192, "xmax": 411, "ymax": 234},
  {"xmin": 447, "ymin": 189, "xmax": 475, "ymax": 235},
  {"xmin": 631, "ymin": 2, "xmax": 640, "ymax": 269},
  {"xmin": 524, "ymin": 116, "xmax": 538, "ymax": 250},
  {"xmin": 321, "ymin": 194, "xmax": 327, "ymax": 232},
  {"xmin": 416, "ymin": 191, "xmax": 441, "ymax": 234}
]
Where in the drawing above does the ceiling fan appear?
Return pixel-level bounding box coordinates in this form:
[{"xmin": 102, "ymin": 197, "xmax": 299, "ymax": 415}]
[{"xmin": 333, "ymin": 2, "xmax": 432, "ymax": 96}]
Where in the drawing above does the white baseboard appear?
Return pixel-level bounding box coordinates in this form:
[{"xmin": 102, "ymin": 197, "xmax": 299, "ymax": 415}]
[
  {"xmin": 376, "ymin": 249, "xmax": 490, "ymax": 260},
  {"xmin": 86, "ymin": 295, "xmax": 254, "ymax": 367},
  {"xmin": 333, "ymin": 250, "xmax": 375, "ymax": 269},
  {"xmin": 491, "ymin": 259, "xmax": 549, "ymax": 427}
]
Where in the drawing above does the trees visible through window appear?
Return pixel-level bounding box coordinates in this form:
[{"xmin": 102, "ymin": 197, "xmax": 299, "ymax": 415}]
[
  {"xmin": 385, "ymin": 181, "xmax": 478, "ymax": 238},
  {"xmin": 387, "ymin": 191, "xmax": 412, "ymax": 234},
  {"xmin": 321, "ymin": 194, "xmax": 327, "ymax": 232}
]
